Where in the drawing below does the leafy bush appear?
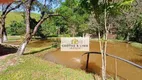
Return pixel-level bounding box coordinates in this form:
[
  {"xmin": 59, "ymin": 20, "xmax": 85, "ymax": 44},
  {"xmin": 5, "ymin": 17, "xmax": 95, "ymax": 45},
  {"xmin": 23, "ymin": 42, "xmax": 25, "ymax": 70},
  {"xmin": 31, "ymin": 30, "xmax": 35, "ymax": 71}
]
[
  {"xmin": 7, "ymin": 21, "xmax": 25, "ymax": 35},
  {"xmin": 116, "ymin": 18, "xmax": 142, "ymax": 43},
  {"xmin": 130, "ymin": 21, "xmax": 142, "ymax": 43},
  {"xmin": 41, "ymin": 21, "xmax": 58, "ymax": 37}
]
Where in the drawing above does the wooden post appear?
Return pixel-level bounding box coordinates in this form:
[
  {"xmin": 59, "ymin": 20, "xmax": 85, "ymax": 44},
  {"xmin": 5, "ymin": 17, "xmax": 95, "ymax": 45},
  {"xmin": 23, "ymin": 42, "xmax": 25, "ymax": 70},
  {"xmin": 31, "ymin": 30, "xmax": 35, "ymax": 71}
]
[
  {"xmin": 86, "ymin": 53, "xmax": 90, "ymax": 71},
  {"xmin": 115, "ymin": 58, "xmax": 117, "ymax": 80}
]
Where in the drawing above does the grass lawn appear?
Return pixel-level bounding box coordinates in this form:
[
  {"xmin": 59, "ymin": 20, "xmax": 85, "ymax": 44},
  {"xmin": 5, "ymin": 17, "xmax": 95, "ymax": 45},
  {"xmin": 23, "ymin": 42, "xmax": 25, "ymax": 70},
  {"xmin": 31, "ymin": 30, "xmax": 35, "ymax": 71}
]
[
  {"xmin": 0, "ymin": 55, "xmax": 94, "ymax": 80},
  {"xmin": 0, "ymin": 38, "xmax": 94, "ymax": 80},
  {"xmin": 130, "ymin": 42, "xmax": 142, "ymax": 50},
  {"xmin": 4, "ymin": 12, "xmax": 40, "ymax": 27},
  {"xmin": 91, "ymin": 38, "xmax": 142, "ymax": 50}
]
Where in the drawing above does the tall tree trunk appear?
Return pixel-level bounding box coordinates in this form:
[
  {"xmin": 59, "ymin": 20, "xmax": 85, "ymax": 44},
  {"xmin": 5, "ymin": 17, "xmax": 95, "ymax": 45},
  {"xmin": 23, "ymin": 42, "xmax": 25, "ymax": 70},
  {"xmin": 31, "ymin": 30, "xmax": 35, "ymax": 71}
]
[
  {"xmin": 0, "ymin": 27, "xmax": 3, "ymax": 43},
  {"xmin": 0, "ymin": 17, "xmax": 7, "ymax": 43},
  {"xmin": 101, "ymin": 1, "xmax": 108, "ymax": 80},
  {"xmin": 72, "ymin": 25, "xmax": 75, "ymax": 37},
  {"xmin": 17, "ymin": 0, "xmax": 59, "ymax": 55},
  {"xmin": 2, "ymin": 21, "xmax": 7, "ymax": 42},
  {"xmin": 17, "ymin": 0, "xmax": 32, "ymax": 55},
  {"xmin": 17, "ymin": 34, "xmax": 31, "ymax": 55},
  {"xmin": 3, "ymin": 31, "xmax": 7, "ymax": 42},
  {"xmin": 126, "ymin": 32, "xmax": 130, "ymax": 41}
]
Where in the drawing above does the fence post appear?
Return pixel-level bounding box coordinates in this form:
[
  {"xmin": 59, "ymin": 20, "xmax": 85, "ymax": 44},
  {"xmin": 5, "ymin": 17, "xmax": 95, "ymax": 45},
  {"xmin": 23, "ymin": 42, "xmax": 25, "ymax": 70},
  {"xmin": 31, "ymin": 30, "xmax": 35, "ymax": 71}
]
[{"xmin": 86, "ymin": 53, "xmax": 90, "ymax": 71}]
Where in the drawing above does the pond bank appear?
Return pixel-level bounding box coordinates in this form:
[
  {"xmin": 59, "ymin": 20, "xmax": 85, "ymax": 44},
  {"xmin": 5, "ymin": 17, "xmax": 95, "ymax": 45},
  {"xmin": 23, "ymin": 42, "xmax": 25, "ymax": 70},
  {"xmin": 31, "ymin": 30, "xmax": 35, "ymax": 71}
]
[
  {"xmin": 1, "ymin": 38, "xmax": 142, "ymax": 80},
  {"xmin": 0, "ymin": 54, "xmax": 95, "ymax": 80},
  {"xmin": 0, "ymin": 41, "xmax": 95, "ymax": 80}
]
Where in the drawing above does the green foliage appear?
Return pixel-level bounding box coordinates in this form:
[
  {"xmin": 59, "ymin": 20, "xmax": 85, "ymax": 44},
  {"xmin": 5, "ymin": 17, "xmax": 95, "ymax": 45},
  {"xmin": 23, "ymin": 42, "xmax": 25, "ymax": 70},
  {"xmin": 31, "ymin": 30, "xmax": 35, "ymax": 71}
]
[
  {"xmin": 7, "ymin": 21, "xmax": 25, "ymax": 35},
  {"xmin": 77, "ymin": 23, "xmax": 89, "ymax": 36},
  {"xmin": 56, "ymin": 0, "xmax": 89, "ymax": 36},
  {"xmin": 116, "ymin": 1, "xmax": 142, "ymax": 43},
  {"xmin": 131, "ymin": 42, "xmax": 142, "ymax": 50},
  {"xmin": 41, "ymin": 20, "xmax": 58, "ymax": 37},
  {"xmin": 3, "ymin": 0, "xmax": 141, "ymax": 43},
  {"xmin": 131, "ymin": 18, "xmax": 142, "ymax": 42},
  {"xmin": 5, "ymin": 12, "xmax": 23, "ymax": 27},
  {"xmin": 119, "ymin": 0, "xmax": 134, "ymax": 8},
  {"xmin": 116, "ymin": 16, "xmax": 142, "ymax": 42},
  {"xmin": 80, "ymin": 0, "xmax": 141, "ymax": 43}
]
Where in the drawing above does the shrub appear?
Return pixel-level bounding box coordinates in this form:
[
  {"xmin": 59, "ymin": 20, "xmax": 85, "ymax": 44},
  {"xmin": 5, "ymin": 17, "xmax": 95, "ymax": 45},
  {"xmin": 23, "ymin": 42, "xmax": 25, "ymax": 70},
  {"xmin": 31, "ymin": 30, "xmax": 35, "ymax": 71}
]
[{"xmin": 7, "ymin": 21, "xmax": 25, "ymax": 35}]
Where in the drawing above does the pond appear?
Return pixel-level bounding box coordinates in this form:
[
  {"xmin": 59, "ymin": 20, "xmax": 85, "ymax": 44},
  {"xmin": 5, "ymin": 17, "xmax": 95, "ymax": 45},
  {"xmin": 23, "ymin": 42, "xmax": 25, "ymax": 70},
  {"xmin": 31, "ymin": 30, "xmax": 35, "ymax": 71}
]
[
  {"xmin": 43, "ymin": 40, "xmax": 142, "ymax": 80},
  {"xmin": 5, "ymin": 40, "xmax": 142, "ymax": 80}
]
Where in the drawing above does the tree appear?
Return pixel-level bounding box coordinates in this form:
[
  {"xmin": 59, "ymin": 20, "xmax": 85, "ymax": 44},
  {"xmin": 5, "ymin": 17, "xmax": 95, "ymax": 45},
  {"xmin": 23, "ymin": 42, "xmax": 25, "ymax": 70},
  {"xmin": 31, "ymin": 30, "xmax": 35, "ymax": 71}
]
[
  {"xmin": 41, "ymin": 19, "xmax": 58, "ymax": 37},
  {"xmin": 17, "ymin": 0, "xmax": 60, "ymax": 55},
  {"xmin": 56, "ymin": 0, "xmax": 89, "ymax": 37},
  {"xmin": 80, "ymin": 0, "xmax": 135, "ymax": 79},
  {"xmin": 0, "ymin": 0, "xmax": 23, "ymax": 43},
  {"xmin": 116, "ymin": 0, "xmax": 142, "ymax": 42},
  {"xmin": 132, "ymin": 16, "xmax": 142, "ymax": 42}
]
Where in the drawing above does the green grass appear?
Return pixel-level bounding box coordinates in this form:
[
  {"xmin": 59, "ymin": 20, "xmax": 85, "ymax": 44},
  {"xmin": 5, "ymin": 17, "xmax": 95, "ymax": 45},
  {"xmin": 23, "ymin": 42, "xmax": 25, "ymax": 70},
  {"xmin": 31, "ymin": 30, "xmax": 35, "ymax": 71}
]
[
  {"xmin": 0, "ymin": 54, "xmax": 17, "ymax": 68},
  {"xmin": 0, "ymin": 55, "xmax": 94, "ymax": 80},
  {"xmin": 4, "ymin": 12, "xmax": 40, "ymax": 27},
  {"xmin": 91, "ymin": 38, "xmax": 142, "ymax": 49},
  {"xmin": 91, "ymin": 38, "xmax": 125, "ymax": 42},
  {"xmin": 7, "ymin": 36, "xmax": 22, "ymax": 41},
  {"xmin": 5, "ymin": 12, "xmax": 23, "ymax": 26},
  {"xmin": 0, "ymin": 39, "xmax": 94, "ymax": 80},
  {"xmin": 130, "ymin": 42, "xmax": 142, "ymax": 50}
]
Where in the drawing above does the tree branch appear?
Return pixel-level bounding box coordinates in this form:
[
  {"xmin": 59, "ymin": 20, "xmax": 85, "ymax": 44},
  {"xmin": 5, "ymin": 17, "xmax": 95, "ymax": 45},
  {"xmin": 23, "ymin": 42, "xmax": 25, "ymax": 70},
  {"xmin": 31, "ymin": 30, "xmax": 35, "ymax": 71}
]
[
  {"xmin": 32, "ymin": 14, "xmax": 61, "ymax": 36},
  {"xmin": 2, "ymin": 2, "xmax": 13, "ymax": 16},
  {"xmin": 5, "ymin": 1, "xmax": 23, "ymax": 16},
  {"xmin": 40, "ymin": 0, "xmax": 47, "ymax": 19}
]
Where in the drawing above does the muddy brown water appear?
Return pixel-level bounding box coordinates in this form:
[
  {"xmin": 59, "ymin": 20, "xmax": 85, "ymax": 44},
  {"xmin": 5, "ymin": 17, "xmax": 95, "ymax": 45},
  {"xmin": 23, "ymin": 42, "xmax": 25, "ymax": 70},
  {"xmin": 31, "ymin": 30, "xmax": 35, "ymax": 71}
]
[
  {"xmin": 5, "ymin": 40, "xmax": 142, "ymax": 80},
  {"xmin": 43, "ymin": 40, "xmax": 142, "ymax": 80}
]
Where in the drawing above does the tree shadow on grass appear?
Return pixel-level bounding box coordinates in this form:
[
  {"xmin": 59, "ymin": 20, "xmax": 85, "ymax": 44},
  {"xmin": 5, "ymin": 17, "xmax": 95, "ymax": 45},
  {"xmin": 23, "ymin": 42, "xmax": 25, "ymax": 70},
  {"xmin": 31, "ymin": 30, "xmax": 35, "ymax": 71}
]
[
  {"xmin": 0, "ymin": 44, "xmax": 18, "ymax": 56},
  {"xmin": 24, "ymin": 45, "xmax": 57, "ymax": 55}
]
